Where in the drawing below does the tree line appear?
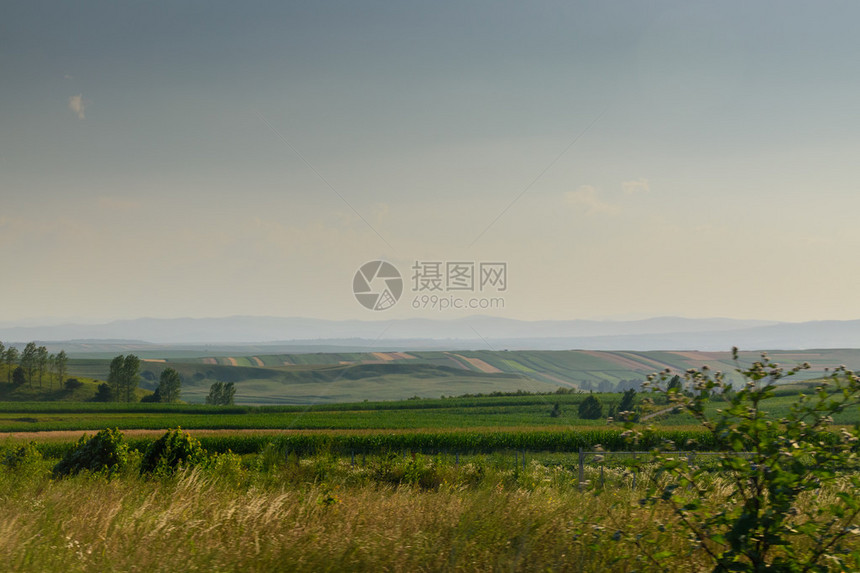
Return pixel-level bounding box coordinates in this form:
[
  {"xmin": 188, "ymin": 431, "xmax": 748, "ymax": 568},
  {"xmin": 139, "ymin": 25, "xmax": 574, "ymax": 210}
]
[
  {"xmin": 0, "ymin": 341, "xmax": 69, "ymax": 390},
  {"xmin": 2, "ymin": 343, "xmax": 237, "ymax": 405}
]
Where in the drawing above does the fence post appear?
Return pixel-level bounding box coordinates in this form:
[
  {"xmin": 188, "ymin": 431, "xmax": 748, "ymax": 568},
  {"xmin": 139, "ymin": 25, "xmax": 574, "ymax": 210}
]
[
  {"xmin": 600, "ymin": 464, "xmax": 604, "ymax": 489},
  {"xmin": 578, "ymin": 447, "xmax": 585, "ymax": 491},
  {"xmin": 522, "ymin": 450, "xmax": 526, "ymax": 471},
  {"xmin": 515, "ymin": 451, "xmax": 518, "ymax": 470},
  {"xmin": 455, "ymin": 452, "xmax": 459, "ymax": 468}
]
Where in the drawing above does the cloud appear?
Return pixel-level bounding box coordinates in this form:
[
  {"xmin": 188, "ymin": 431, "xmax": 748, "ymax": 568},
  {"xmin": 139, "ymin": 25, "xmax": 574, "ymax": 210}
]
[
  {"xmin": 564, "ymin": 185, "xmax": 617, "ymax": 215},
  {"xmin": 622, "ymin": 178, "xmax": 650, "ymax": 194},
  {"xmin": 68, "ymin": 94, "xmax": 85, "ymax": 119}
]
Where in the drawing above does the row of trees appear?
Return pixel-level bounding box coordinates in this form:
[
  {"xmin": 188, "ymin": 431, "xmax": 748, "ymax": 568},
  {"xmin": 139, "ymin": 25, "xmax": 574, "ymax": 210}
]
[
  {"xmin": 205, "ymin": 381, "xmax": 235, "ymax": 406},
  {"xmin": 1, "ymin": 345, "xmax": 235, "ymax": 405},
  {"xmin": 101, "ymin": 355, "xmax": 184, "ymax": 404},
  {"xmin": 107, "ymin": 354, "xmax": 141, "ymax": 402},
  {"xmin": 571, "ymin": 388, "xmax": 638, "ymax": 420},
  {"xmin": 0, "ymin": 341, "xmax": 68, "ymax": 390}
]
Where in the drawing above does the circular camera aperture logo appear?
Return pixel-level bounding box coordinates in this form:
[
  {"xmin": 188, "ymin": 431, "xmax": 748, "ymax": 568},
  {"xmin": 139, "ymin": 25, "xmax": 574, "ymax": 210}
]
[{"xmin": 353, "ymin": 260, "xmax": 403, "ymax": 311}]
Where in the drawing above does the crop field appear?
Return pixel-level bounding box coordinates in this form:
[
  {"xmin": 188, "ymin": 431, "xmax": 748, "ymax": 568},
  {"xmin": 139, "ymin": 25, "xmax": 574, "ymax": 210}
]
[
  {"xmin": 58, "ymin": 348, "xmax": 860, "ymax": 405},
  {"xmin": 0, "ymin": 392, "xmax": 669, "ymax": 433},
  {"xmin": 1, "ymin": 387, "xmax": 859, "ymax": 441}
]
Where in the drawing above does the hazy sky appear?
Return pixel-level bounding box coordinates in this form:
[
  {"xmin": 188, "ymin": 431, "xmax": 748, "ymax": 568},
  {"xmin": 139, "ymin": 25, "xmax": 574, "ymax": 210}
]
[{"xmin": 2, "ymin": 1, "xmax": 860, "ymax": 324}]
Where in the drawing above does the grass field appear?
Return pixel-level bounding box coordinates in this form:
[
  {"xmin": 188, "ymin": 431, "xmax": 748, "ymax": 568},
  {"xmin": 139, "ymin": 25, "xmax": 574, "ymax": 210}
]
[{"xmin": 2, "ymin": 443, "xmax": 858, "ymax": 572}]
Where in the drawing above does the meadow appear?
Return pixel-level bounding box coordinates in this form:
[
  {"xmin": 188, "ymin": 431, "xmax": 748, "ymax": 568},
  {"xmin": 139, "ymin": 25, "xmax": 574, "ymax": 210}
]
[{"xmin": 2, "ymin": 441, "xmax": 859, "ymax": 572}]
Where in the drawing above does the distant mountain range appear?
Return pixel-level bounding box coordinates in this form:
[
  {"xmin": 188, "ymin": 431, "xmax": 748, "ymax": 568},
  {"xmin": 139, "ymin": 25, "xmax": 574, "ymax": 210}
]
[{"xmin": 4, "ymin": 315, "xmax": 860, "ymax": 351}]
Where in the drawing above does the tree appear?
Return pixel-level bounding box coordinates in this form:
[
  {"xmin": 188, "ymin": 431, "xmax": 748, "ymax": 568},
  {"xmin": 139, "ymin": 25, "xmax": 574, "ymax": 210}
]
[
  {"xmin": 11, "ymin": 367, "xmax": 25, "ymax": 386},
  {"xmin": 550, "ymin": 402, "xmax": 562, "ymax": 417},
  {"xmin": 616, "ymin": 388, "xmax": 638, "ymax": 421},
  {"xmin": 36, "ymin": 346, "xmax": 48, "ymax": 389},
  {"xmin": 122, "ymin": 354, "xmax": 140, "ymax": 402},
  {"xmin": 206, "ymin": 381, "xmax": 235, "ymax": 406},
  {"xmin": 0, "ymin": 342, "xmax": 4, "ymax": 378},
  {"xmin": 625, "ymin": 348, "xmax": 860, "ymax": 570},
  {"xmin": 107, "ymin": 354, "xmax": 141, "ymax": 402},
  {"xmin": 157, "ymin": 368, "xmax": 182, "ymax": 403},
  {"xmin": 666, "ymin": 374, "xmax": 682, "ymax": 393},
  {"xmin": 108, "ymin": 355, "xmax": 124, "ymax": 399},
  {"xmin": 20, "ymin": 343, "xmax": 37, "ymax": 388},
  {"xmin": 578, "ymin": 394, "xmax": 602, "ymax": 419},
  {"xmin": 54, "ymin": 351, "xmax": 68, "ymax": 390},
  {"xmin": 4, "ymin": 346, "xmax": 19, "ymax": 384}
]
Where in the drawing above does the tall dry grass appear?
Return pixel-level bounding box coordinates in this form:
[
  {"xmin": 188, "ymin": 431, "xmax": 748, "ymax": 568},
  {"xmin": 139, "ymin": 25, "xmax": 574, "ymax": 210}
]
[{"xmin": 0, "ymin": 454, "xmax": 855, "ymax": 572}]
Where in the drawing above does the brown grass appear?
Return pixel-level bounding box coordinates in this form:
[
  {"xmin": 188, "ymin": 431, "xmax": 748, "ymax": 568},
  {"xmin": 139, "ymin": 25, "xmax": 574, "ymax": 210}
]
[{"xmin": 0, "ymin": 467, "xmax": 696, "ymax": 572}]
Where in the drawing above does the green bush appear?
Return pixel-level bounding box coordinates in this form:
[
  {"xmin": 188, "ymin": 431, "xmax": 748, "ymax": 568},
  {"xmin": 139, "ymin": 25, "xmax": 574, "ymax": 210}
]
[
  {"xmin": 140, "ymin": 428, "xmax": 206, "ymax": 475},
  {"xmin": 2, "ymin": 441, "xmax": 43, "ymax": 470},
  {"xmin": 626, "ymin": 349, "xmax": 860, "ymax": 571},
  {"xmin": 64, "ymin": 378, "xmax": 83, "ymax": 390},
  {"xmin": 578, "ymin": 395, "xmax": 603, "ymax": 419},
  {"xmin": 93, "ymin": 383, "xmax": 114, "ymax": 402},
  {"xmin": 52, "ymin": 428, "xmax": 129, "ymax": 477}
]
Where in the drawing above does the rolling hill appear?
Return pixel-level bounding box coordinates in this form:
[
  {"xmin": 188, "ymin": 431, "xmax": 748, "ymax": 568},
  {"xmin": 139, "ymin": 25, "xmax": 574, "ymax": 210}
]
[{"xmin": 58, "ymin": 348, "xmax": 860, "ymax": 405}]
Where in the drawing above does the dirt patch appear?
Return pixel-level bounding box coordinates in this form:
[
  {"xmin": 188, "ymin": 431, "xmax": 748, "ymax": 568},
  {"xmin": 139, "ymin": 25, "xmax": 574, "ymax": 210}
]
[
  {"xmin": 371, "ymin": 352, "xmax": 395, "ymax": 362},
  {"xmin": 141, "ymin": 359, "xmax": 166, "ymax": 363},
  {"xmin": 250, "ymin": 356, "xmax": 265, "ymax": 367},
  {"xmin": 454, "ymin": 355, "xmax": 502, "ymax": 373},
  {"xmin": 443, "ymin": 353, "xmax": 471, "ymax": 370},
  {"xmin": 225, "ymin": 357, "xmax": 238, "ymax": 366},
  {"xmin": 201, "ymin": 358, "xmax": 217, "ymax": 365}
]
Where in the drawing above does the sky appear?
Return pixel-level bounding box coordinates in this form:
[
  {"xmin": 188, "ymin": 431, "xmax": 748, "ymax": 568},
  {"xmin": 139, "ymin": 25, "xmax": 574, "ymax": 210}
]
[{"xmin": 2, "ymin": 1, "xmax": 860, "ymax": 325}]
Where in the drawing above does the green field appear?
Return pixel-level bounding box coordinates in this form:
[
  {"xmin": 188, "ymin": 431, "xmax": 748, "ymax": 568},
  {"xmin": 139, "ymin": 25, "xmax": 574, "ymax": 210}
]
[
  {"xmin": 1, "ymin": 386, "xmax": 858, "ymax": 437},
  {"xmin": 48, "ymin": 348, "xmax": 860, "ymax": 405}
]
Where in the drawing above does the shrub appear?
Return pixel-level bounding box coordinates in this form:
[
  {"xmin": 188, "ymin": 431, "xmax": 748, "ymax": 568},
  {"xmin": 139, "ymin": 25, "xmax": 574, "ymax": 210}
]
[
  {"xmin": 578, "ymin": 395, "xmax": 603, "ymax": 419},
  {"xmin": 2, "ymin": 441, "xmax": 43, "ymax": 470},
  {"xmin": 140, "ymin": 388, "xmax": 160, "ymax": 403},
  {"xmin": 140, "ymin": 428, "xmax": 207, "ymax": 475},
  {"xmin": 93, "ymin": 382, "xmax": 114, "ymax": 402},
  {"xmin": 64, "ymin": 378, "xmax": 83, "ymax": 390},
  {"xmin": 626, "ymin": 349, "xmax": 860, "ymax": 571},
  {"xmin": 52, "ymin": 428, "xmax": 129, "ymax": 477}
]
